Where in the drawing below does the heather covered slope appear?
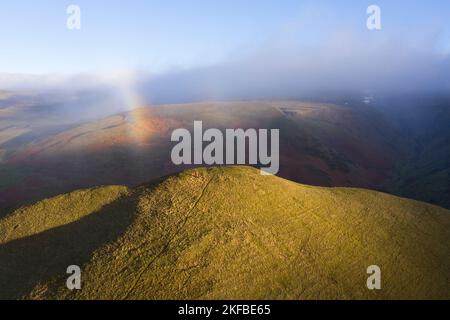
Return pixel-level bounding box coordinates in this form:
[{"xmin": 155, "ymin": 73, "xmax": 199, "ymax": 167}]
[
  {"xmin": 0, "ymin": 166, "xmax": 449, "ymax": 300},
  {"xmin": 0, "ymin": 101, "xmax": 406, "ymax": 213}
]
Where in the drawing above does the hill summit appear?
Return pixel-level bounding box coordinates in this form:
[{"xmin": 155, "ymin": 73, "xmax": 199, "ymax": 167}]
[{"xmin": 0, "ymin": 166, "xmax": 449, "ymax": 299}]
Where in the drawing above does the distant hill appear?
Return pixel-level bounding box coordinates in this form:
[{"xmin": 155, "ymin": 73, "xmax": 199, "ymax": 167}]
[
  {"xmin": 1, "ymin": 166, "xmax": 448, "ymax": 300},
  {"xmin": 0, "ymin": 101, "xmax": 407, "ymax": 214}
]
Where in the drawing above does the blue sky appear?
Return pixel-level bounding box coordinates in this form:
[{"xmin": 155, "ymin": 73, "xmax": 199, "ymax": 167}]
[{"xmin": 0, "ymin": 0, "xmax": 449, "ymax": 74}]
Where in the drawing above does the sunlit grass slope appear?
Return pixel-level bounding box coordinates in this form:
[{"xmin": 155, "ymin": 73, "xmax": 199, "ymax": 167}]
[{"xmin": 0, "ymin": 166, "xmax": 449, "ymax": 300}]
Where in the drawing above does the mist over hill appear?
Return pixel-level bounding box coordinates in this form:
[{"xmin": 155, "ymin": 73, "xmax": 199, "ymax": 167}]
[{"xmin": 1, "ymin": 0, "xmax": 450, "ymax": 304}]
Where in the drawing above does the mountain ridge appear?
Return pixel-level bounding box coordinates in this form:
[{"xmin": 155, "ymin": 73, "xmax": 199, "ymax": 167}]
[{"xmin": 0, "ymin": 166, "xmax": 449, "ymax": 300}]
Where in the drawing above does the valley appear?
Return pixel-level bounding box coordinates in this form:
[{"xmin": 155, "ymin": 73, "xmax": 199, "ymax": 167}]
[{"xmin": 0, "ymin": 100, "xmax": 407, "ymax": 213}]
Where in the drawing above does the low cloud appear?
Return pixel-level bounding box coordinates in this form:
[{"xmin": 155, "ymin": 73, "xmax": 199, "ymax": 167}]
[
  {"xmin": 1, "ymin": 30, "xmax": 449, "ymax": 107},
  {"xmin": 136, "ymin": 31, "xmax": 450, "ymax": 104}
]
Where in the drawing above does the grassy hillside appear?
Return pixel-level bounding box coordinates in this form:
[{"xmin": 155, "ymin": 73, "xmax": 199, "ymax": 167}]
[{"xmin": 0, "ymin": 166, "xmax": 449, "ymax": 300}]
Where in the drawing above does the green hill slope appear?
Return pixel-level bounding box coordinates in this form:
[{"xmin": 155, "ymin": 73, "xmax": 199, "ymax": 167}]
[{"xmin": 0, "ymin": 166, "xmax": 449, "ymax": 300}]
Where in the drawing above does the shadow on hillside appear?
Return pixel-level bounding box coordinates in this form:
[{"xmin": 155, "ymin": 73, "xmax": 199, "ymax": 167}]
[{"xmin": 0, "ymin": 193, "xmax": 139, "ymax": 299}]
